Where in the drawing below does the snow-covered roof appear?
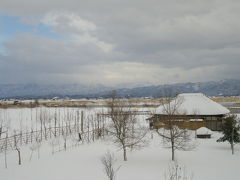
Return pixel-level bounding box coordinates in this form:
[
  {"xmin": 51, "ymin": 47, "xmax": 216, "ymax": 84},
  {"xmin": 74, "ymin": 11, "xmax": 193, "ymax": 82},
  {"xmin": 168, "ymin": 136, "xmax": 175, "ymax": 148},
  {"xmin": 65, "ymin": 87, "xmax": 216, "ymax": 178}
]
[
  {"xmin": 196, "ymin": 127, "xmax": 212, "ymax": 135},
  {"xmin": 156, "ymin": 93, "xmax": 230, "ymax": 115}
]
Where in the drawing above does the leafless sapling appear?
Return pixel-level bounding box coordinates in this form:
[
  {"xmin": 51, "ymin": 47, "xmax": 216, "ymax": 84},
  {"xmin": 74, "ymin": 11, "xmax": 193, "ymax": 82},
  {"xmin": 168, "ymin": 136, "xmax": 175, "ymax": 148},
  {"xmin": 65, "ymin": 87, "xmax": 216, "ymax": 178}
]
[
  {"xmin": 164, "ymin": 161, "xmax": 194, "ymax": 180},
  {"xmin": 107, "ymin": 92, "xmax": 148, "ymax": 161},
  {"xmin": 101, "ymin": 151, "xmax": 120, "ymax": 180}
]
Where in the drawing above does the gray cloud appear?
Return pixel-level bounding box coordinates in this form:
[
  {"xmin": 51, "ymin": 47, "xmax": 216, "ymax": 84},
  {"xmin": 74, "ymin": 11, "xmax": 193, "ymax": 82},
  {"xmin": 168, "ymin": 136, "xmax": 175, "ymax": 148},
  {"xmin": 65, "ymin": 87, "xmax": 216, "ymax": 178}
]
[{"xmin": 0, "ymin": 0, "xmax": 240, "ymax": 86}]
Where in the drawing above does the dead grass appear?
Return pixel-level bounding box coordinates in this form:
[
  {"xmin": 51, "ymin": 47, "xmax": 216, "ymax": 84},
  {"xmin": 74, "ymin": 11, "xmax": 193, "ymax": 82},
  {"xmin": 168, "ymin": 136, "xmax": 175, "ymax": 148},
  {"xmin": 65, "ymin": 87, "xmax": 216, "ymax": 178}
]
[
  {"xmin": 211, "ymin": 97, "xmax": 240, "ymax": 102},
  {"xmin": 233, "ymin": 103, "xmax": 240, "ymax": 107},
  {"xmin": 0, "ymin": 104, "xmax": 38, "ymax": 109},
  {"xmin": 1, "ymin": 96, "xmax": 239, "ymax": 109}
]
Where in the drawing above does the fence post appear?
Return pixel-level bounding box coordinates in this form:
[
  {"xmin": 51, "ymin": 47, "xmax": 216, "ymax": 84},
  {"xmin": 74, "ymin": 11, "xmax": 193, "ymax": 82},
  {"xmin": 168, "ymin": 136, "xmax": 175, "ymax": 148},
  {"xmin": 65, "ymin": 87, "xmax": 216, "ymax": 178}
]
[{"xmin": 81, "ymin": 111, "xmax": 84, "ymax": 133}]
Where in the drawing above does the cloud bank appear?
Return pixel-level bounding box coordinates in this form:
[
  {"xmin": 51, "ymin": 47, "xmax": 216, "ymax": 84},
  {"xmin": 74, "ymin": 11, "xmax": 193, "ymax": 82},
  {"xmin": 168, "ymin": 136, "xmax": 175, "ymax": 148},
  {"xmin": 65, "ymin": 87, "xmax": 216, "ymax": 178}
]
[{"xmin": 0, "ymin": 0, "xmax": 240, "ymax": 86}]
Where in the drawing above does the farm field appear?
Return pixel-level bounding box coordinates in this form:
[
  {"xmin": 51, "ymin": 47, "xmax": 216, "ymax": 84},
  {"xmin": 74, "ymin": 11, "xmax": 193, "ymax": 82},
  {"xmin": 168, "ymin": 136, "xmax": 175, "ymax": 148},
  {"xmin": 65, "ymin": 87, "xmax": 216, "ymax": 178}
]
[{"xmin": 0, "ymin": 101, "xmax": 239, "ymax": 180}]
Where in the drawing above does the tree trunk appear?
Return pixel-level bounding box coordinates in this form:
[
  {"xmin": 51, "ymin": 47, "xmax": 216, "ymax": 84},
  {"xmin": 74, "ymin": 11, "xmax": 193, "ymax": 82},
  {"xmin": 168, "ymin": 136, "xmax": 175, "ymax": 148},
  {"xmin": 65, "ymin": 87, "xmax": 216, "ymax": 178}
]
[
  {"xmin": 171, "ymin": 141, "xmax": 175, "ymax": 161},
  {"xmin": 123, "ymin": 147, "xmax": 127, "ymax": 161},
  {"xmin": 17, "ymin": 148, "xmax": 21, "ymax": 165},
  {"xmin": 78, "ymin": 133, "xmax": 82, "ymax": 141},
  {"xmin": 0, "ymin": 126, "xmax": 2, "ymax": 138},
  {"xmin": 64, "ymin": 138, "xmax": 67, "ymax": 151},
  {"xmin": 231, "ymin": 142, "xmax": 234, "ymax": 155}
]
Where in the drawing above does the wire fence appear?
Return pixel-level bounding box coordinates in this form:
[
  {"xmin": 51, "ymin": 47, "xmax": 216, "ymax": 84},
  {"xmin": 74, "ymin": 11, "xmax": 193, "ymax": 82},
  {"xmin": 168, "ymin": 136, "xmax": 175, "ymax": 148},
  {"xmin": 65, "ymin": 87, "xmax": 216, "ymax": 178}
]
[{"xmin": 0, "ymin": 124, "xmax": 106, "ymax": 153}]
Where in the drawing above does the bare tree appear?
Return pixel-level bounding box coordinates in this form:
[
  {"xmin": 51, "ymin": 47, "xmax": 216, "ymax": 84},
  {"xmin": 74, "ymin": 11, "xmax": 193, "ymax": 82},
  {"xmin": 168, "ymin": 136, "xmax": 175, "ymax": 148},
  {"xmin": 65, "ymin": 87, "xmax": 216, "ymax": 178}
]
[
  {"xmin": 155, "ymin": 90, "xmax": 195, "ymax": 161},
  {"xmin": 107, "ymin": 92, "xmax": 148, "ymax": 161},
  {"xmin": 164, "ymin": 161, "xmax": 194, "ymax": 180},
  {"xmin": 101, "ymin": 151, "xmax": 120, "ymax": 180}
]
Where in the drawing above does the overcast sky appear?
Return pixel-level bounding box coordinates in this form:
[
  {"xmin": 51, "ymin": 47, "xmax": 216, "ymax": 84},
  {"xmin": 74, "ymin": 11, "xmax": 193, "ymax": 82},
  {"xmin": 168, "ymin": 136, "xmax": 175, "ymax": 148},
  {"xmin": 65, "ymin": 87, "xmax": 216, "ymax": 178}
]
[{"xmin": 0, "ymin": 0, "xmax": 239, "ymax": 86}]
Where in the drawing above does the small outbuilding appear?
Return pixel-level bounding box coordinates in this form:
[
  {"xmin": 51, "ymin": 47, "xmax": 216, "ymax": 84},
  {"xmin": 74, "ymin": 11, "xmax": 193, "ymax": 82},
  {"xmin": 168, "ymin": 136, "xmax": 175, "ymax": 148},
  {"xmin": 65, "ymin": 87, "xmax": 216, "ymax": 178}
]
[
  {"xmin": 196, "ymin": 127, "xmax": 212, "ymax": 138},
  {"xmin": 148, "ymin": 93, "xmax": 230, "ymax": 131}
]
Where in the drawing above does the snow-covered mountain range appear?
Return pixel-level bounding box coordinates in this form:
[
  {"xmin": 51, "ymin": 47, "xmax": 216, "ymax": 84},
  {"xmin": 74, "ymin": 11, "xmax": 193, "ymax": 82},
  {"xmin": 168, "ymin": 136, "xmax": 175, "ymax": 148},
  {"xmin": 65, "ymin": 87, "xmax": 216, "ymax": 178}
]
[{"xmin": 0, "ymin": 79, "xmax": 239, "ymax": 99}]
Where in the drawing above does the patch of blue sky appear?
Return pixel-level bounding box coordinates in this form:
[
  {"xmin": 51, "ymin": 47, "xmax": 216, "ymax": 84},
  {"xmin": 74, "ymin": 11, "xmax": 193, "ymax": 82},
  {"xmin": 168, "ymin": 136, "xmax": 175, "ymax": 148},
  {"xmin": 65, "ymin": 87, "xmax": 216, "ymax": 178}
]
[
  {"xmin": 35, "ymin": 23, "xmax": 63, "ymax": 40},
  {"xmin": 0, "ymin": 14, "xmax": 66, "ymax": 54},
  {"xmin": 0, "ymin": 14, "xmax": 33, "ymax": 38},
  {"xmin": 0, "ymin": 14, "xmax": 64, "ymax": 38}
]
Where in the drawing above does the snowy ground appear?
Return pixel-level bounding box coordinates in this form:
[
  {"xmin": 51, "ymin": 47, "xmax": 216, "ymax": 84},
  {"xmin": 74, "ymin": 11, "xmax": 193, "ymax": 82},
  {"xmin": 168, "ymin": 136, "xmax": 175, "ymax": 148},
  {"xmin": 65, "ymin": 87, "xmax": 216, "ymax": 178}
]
[
  {"xmin": 0, "ymin": 107, "xmax": 107, "ymax": 132},
  {"xmin": 0, "ymin": 131, "xmax": 240, "ymax": 180},
  {"xmin": 0, "ymin": 107, "xmax": 239, "ymax": 180}
]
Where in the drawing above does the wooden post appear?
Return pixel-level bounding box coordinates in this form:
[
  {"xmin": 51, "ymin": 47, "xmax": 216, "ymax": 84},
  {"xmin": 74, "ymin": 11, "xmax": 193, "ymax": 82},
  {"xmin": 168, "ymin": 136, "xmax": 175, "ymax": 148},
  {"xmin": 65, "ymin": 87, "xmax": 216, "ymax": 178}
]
[
  {"xmin": 81, "ymin": 111, "xmax": 84, "ymax": 133},
  {"xmin": 77, "ymin": 110, "xmax": 80, "ymax": 133}
]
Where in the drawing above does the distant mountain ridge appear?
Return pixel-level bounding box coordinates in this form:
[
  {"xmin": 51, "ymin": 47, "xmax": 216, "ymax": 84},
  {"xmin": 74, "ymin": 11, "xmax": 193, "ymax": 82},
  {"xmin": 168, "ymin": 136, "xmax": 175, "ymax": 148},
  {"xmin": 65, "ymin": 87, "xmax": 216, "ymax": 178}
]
[
  {"xmin": 0, "ymin": 79, "xmax": 240, "ymax": 99},
  {"xmin": 0, "ymin": 84, "xmax": 112, "ymax": 99},
  {"xmin": 112, "ymin": 79, "xmax": 240, "ymax": 98}
]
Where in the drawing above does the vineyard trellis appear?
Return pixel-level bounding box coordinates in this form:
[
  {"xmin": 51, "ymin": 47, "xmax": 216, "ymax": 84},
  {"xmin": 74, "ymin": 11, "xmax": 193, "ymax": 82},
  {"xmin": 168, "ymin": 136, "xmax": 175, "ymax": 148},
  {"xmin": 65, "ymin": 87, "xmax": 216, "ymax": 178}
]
[{"xmin": 0, "ymin": 123, "xmax": 106, "ymax": 153}]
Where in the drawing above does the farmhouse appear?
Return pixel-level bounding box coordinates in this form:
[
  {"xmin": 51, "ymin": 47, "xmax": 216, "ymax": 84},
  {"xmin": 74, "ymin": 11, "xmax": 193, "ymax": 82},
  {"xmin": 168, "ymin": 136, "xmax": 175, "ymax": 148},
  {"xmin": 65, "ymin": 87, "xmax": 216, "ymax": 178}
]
[{"xmin": 148, "ymin": 93, "xmax": 230, "ymax": 131}]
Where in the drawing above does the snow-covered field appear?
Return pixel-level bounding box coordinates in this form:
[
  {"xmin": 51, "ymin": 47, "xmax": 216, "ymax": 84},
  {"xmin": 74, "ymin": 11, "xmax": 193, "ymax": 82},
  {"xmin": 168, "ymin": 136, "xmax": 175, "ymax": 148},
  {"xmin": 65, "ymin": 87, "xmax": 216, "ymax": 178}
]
[
  {"xmin": 0, "ymin": 107, "xmax": 153, "ymax": 134},
  {"xmin": 0, "ymin": 107, "xmax": 239, "ymax": 180},
  {"xmin": 0, "ymin": 131, "xmax": 239, "ymax": 180},
  {"xmin": 0, "ymin": 107, "xmax": 105, "ymax": 130}
]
